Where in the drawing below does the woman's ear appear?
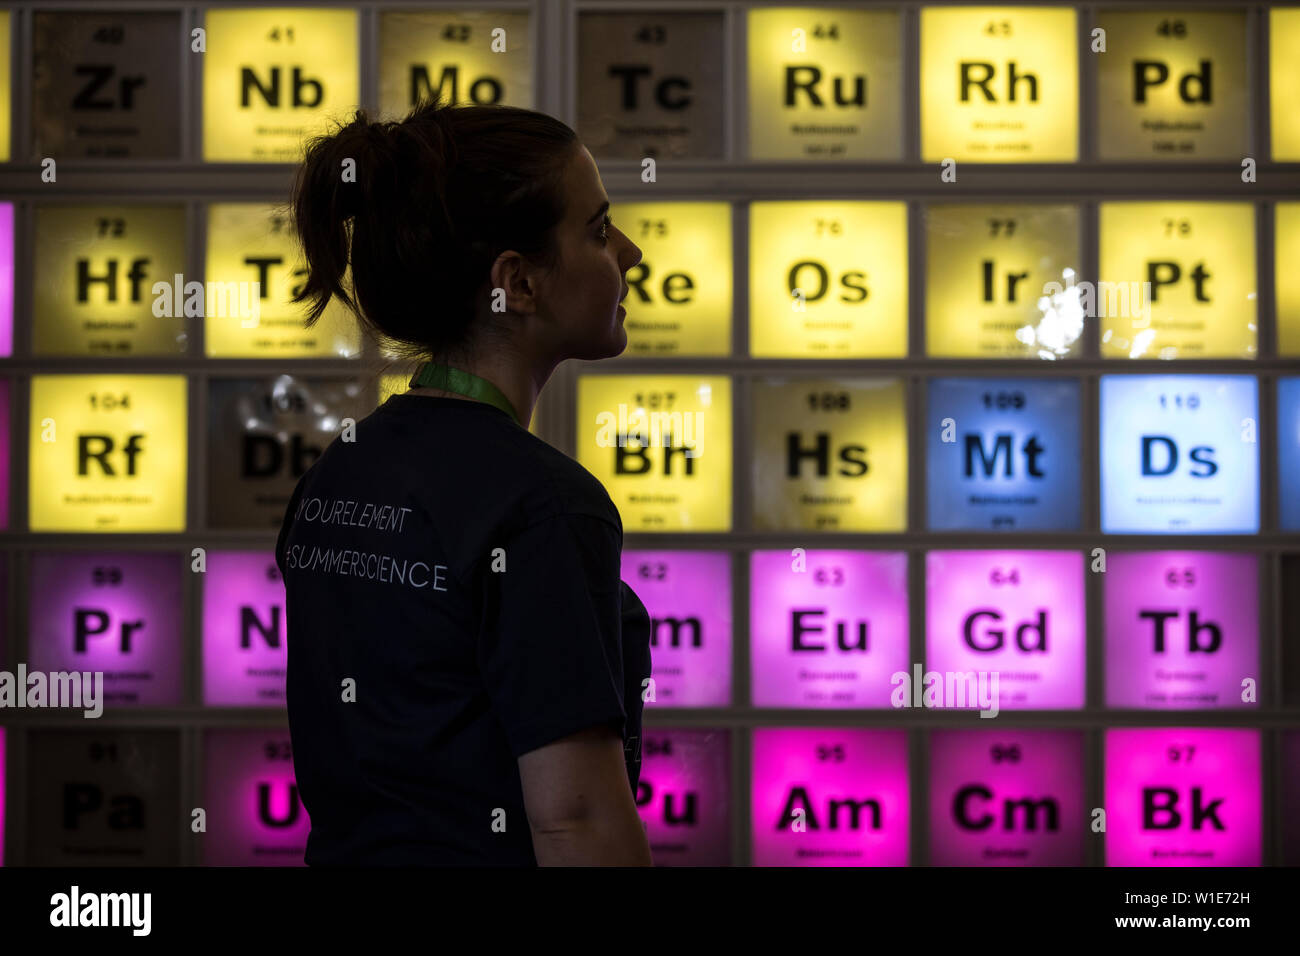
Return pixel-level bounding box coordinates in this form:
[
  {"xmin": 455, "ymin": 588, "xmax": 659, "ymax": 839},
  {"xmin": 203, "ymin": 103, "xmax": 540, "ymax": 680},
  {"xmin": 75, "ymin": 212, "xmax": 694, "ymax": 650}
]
[{"xmin": 488, "ymin": 250, "xmax": 541, "ymax": 316}]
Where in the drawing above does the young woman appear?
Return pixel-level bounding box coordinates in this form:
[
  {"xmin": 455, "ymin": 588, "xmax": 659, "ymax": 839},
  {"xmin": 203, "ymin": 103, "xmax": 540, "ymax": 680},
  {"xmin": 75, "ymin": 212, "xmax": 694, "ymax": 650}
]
[{"xmin": 275, "ymin": 100, "xmax": 653, "ymax": 866}]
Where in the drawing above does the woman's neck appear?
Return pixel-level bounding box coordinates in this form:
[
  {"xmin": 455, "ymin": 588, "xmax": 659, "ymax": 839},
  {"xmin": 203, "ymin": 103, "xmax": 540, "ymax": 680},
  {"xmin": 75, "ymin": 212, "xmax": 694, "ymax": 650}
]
[{"xmin": 407, "ymin": 357, "xmax": 548, "ymax": 428}]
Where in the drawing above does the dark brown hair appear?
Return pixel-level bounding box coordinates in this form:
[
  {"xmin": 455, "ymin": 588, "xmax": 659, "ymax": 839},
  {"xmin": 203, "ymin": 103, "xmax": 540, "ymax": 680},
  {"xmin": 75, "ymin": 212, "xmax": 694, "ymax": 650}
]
[{"xmin": 290, "ymin": 99, "xmax": 579, "ymax": 360}]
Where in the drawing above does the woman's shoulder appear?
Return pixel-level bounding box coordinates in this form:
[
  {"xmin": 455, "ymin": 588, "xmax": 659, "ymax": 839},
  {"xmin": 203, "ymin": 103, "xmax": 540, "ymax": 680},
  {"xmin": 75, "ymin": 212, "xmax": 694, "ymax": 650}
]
[
  {"xmin": 504, "ymin": 428, "xmax": 621, "ymax": 530},
  {"xmin": 354, "ymin": 394, "xmax": 623, "ymax": 534}
]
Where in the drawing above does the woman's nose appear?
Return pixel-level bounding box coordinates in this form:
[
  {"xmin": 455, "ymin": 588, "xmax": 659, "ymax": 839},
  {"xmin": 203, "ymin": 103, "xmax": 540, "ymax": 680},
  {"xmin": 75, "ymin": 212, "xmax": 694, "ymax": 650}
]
[{"xmin": 622, "ymin": 238, "xmax": 643, "ymax": 271}]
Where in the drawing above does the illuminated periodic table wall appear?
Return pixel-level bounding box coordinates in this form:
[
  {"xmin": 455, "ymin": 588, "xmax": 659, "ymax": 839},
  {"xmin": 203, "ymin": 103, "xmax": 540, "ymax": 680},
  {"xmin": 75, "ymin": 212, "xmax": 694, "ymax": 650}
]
[{"xmin": 0, "ymin": 0, "xmax": 1296, "ymax": 867}]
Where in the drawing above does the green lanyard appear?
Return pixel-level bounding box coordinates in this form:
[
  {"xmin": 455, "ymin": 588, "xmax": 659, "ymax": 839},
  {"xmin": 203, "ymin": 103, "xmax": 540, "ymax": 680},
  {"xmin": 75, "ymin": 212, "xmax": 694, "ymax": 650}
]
[{"xmin": 409, "ymin": 362, "xmax": 522, "ymax": 427}]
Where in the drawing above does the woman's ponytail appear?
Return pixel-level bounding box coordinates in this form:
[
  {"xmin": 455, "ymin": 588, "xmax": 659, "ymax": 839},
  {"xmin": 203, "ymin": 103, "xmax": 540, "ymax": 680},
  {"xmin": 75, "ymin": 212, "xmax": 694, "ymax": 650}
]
[
  {"xmin": 289, "ymin": 111, "xmax": 375, "ymax": 326},
  {"xmin": 290, "ymin": 99, "xmax": 578, "ymax": 358}
]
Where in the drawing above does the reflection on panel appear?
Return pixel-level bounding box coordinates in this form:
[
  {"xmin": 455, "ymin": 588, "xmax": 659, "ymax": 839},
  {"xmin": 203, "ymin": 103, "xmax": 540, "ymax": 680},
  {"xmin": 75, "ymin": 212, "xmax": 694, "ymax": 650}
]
[
  {"xmin": 920, "ymin": 6, "xmax": 1078, "ymax": 163},
  {"xmin": 747, "ymin": 7, "xmax": 902, "ymax": 161},
  {"xmin": 0, "ymin": 13, "xmax": 10, "ymax": 161},
  {"xmin": 34, "ymin": 205, "xmax": 187, "ymax": 356},
  {"xmin": 1271, "ymin": 9, "xmax": 1300, "ymax": 161},
  {"xmin": 1285, "ymin": 555, "xmax": 1300, "ymax": 710},
  {"xmin": 1104, "ymin": 551, "xmax": 1258, "ymax": 710},
  {"xmin": 0, "ymin": 555, "xmax": 7, "ymax": 668},
  {"xmin": 0, "ymin": 727, "xmax": 5, "ymax": 867},
  {"xmin": 750, "ymin": 550, "xmax": 908, "ymax": 709},
  {"xmin": 929, "ymin": 730, "xmax": 1086, "ymax": 866},
  {"xmin": 753, "ymin": 378, "xmax": 906, "ymax": 531},
  {"xmin": 752, "ymin": 728, "xmax": 909, "ymax": 866},
  {"xmin": 202, "ymin": 730, "xmax": 309, "ymax": 866},
  {"xmin": 636, "ymin": 729, "xmax": 731, "ymax": 866},
  {"xmin": 204, "ymin": 203, "xmax": 360, "ymax": 358},
  {"xmin": 1105, "ymin": 728, "xmax": 1260, "ymax": 866},
  {"xmin": 577, "ymin": 10, "xmax": 725, "ymax": 160},
  {"xmin": 924, "ymin": 204, "xmax": 1082, "ymax": 358},
  {"xmin": 208, "ymin": 376, "xmax": 365, "ymax": 530},
  {"xmin": 1280, "ymin": 378, "xmax": 1300, "ymax": 530},
  {"xmin": 202, "ymin": 8, "xmax": 358, "ymax": 162},
  {"xmin": 378, "ymin": 9, "xmax": 533, "ymax": 118},
  {"xmin": 1284, "ymin": 731, "xmax": 1300, "ymax": 865},
  {"xmin": 578, "ymin": 375, "xmax": 732, "ymax": 531},
  {"xmin": 26, "ymin": 729, "xmax": 181, "ymax": 866},
  {"xmin": 1095, "ymin": 10, "xmax": 1248, "ymax": 161},
  {"xmin": 33, "ymin": 11, "xmax": 183, "ymax": 159},
  {"xmin": 1099, "ymin": 202, "xmax": 1256, "ymax": 360},
  {"xmin": 0, "ymin": 380, "xmax": 8, "ymax": 529},
  {"xmin": 201, "ymin": 552, "xmax": 286, "ymax": 707},
  {"xmin": 749, "ymin": 201, "xmax": 907, "ymax": 357},
  {"xmin": 1277, "ymin": 204, "xmax": 1300, "ymax": 356},
  {"xmin": 926, "ymin": 550, "xmax": 1086, "ymax": 710},
  {"xmin": 613, "ymin": 202, "xmax": 732, "ymax": 357},
  {"xmin": 927, "ymin": 378, "xmax": 1081, "ymax": 531},
  {"xmin": 29, "ymin": 375, "xmax": 188, "ymax": 532},
  {"xmin": 621, "ymin": 551, "xmax": 731, "ymax": 707},
  {"xmin": 0, "ymin": 205, "xmax": 13, "ymax": 358},
  {"xmin": 28, "ymin": 552, "xmax": 184, "ymax": 708},
  {"xmin": 1099, "ymin": 374, "xmax": 1259, "ymax": 534}
]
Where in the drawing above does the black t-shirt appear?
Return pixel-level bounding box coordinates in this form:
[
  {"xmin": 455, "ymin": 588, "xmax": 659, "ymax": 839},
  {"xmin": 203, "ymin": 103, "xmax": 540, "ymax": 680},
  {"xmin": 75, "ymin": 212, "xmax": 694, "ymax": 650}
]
[{"xmin": 274, "ymin": 391, "xmax": 652, "ymax": 866}]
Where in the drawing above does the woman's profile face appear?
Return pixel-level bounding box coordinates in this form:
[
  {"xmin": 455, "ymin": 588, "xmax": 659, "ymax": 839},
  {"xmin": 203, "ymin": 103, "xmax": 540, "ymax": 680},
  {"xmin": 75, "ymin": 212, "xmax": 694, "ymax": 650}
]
[{"xmin": 531, "ymin": 145, "xmax": 642, "ymax": 361}]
